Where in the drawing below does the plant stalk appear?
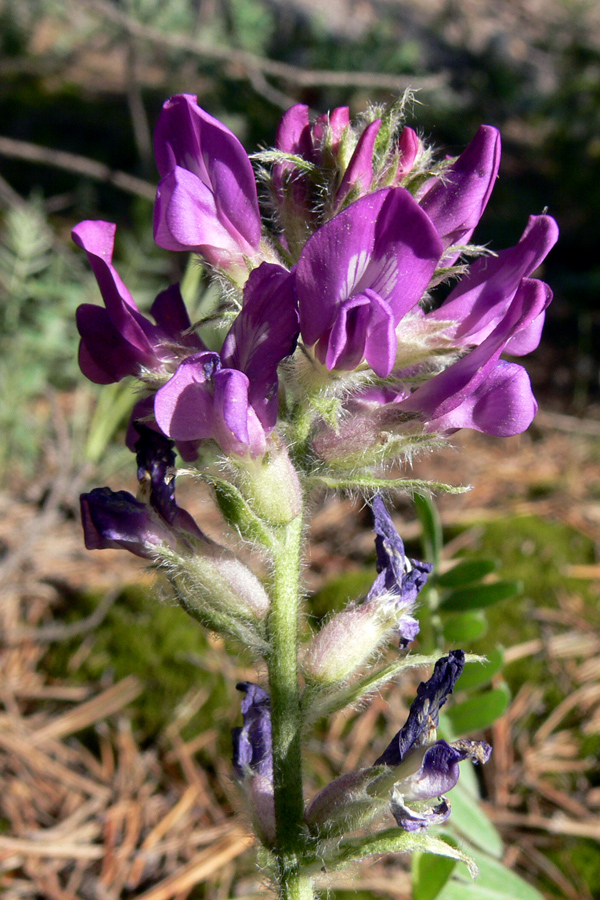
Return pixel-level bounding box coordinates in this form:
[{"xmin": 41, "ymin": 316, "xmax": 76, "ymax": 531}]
[{"xmin": 267, "ymin": 514, "xmax": 314, "ymax": 898}]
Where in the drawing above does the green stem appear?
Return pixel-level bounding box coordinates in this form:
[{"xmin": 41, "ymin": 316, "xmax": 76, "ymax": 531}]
[
  {"xmin": 277, "ymin": 866, "xmax": 315, "ymax": 900},
  {"xmin": 267, "ymin": 514, "xmax": 314, "ymax": 898}
]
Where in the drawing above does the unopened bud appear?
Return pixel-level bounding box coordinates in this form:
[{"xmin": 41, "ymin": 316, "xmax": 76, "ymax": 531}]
[
  {"xmin": 303, "ymin": 592, "xmax": 417, "ymax": 684},
  {"xmin": 173, "ymin": 544, "xmax": 270, "ymax": 621},
  {"xmin": 236, "ymin": 439, "xmax": 302, "ymax": 525}
]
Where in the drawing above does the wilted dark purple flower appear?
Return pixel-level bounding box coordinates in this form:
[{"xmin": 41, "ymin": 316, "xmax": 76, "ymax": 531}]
[
  {"xmin": 232, "ymin": 682, "xmax": 273, "ymax": 780},
  {"xmin": 134, "ymin": 424, "xmax": 204, "ymax": 538},
  {"xmin": 296, "ymin": 188, "xmax": 442, "ymax": 377},
  {"xmin": 375, "ymin": 650, "xmax": 466, "ymax": 766},
  {"xmin": 374, "ymin": 651, "xmax": 491, "ymax": 831},
  {"xmin": 73, "ymin": 220, "xmax": 203, "ymax": 384},
  {"xmin": 306, "ymin": 651, "xmax": 491, "ymax": 835},
  {"xmin": 81, "ymin": 427, "xmax": 204, "ymax": 558},
  {"xmin": 389, "ymin": 738, "xmax": 491, "ymax": 831},
  {"xmin": 153, "ymin": 94, "xmax": 263, "ymax": 279},
  {"xmin": 232, "ymin": 682, "xmax": 275, "ymax": 844},
  {"xmin": 80, "ymin": 487, "xmax": 177, "ymax": 558},
  {"xmin": 154, "ymin": 262, "xmax": 299, "ymax": 457},
  {"xmin": 367, "ymin": 495, "xmax": 432, "ymax": 645},
  {"xmin": 81, "ymin": 430, "xmax": 271, "ymax": 619}
]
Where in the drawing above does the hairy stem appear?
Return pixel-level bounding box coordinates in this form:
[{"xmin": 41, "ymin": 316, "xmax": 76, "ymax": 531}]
[
  {"xmin": 267, "ymin": 514, "xmax": 314, "ymax": 898},
  {"xmin": 276, "ymin": 862, "xmax": 316, "ymax": 900}
]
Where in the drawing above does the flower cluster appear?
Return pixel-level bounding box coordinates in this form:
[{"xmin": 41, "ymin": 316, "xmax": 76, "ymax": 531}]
[
  {"xmin": 76, "ymin": 94, "xmax": 557, "ymax": 475},
  {"xmin": 74, "ymin": 94, "xmax": 556, "ymax": 892}
]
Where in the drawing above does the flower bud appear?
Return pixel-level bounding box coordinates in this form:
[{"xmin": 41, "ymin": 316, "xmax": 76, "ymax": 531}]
[
  {"xmin": 173, "ymin": 543, "xmax": 270, "ymax": 621},
  {"xmin": 235, "ymin": 440, "xmax": 302, "ymax": 526},
  {"xmin": 303, "ymin": 497, "xmax": 428, "ymax": 684},
  {"xmin": 393, "ymin": 126, "xmax": 421, "ymax": 182},
  {"xmin": 303, "ymin": 592, "xmax": 415, "ymax": 684}
]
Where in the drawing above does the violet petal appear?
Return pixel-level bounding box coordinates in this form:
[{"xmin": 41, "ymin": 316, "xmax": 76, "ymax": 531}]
[
  {"xmin": 154, "ymin": 94, "xmax": 261, "ymax": 252},
  {"xmin": 420, "ymin": 125, "xmax": 501, "ymax": 261},
  {"xmin": 400, "ymin": 274, "xmax": 549, "ymax": 422},
  {"xmin": 154, "ymin": 352, "xmax": 222, "ymax": 442},
  {"xmin": 221, "ymin": 262, "xmax": 299, "ymax": 429},
  {"xmin": 232, "ymin": 682, "xmax": 273, "ymax": 781},
  {"xmin": 297, "ymin": 187, "xmax": 442, "ymax": 355},
  {"xmin": 427, "ymin": 360, "xmax": 538, "ymax": 436},
  {"xmin": 375, "ymin": 651, "xmax": 465, "ymax": 766},
  {"xmin": 431, "ymin": 215, "xmax": 559, "ymax": 344},
  {"xmin": 80, "ymin": 487, "xmax": 175, "ymax": 558},
  {"xmin": 336, "ymin": 118, "xmax": 381, "ymax": 205}
]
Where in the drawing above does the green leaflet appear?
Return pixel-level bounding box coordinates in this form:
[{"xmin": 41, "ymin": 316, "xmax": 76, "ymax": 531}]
[
  {"xmin": 441, "ymin": 580, "xmax": 521, "ymax": 612},
  {"xmin": 415, "ymin": 493, "xmax": 443, "ymax": 568},
  {"xmin": 436, "ymin": 558, "xmax": 498, "ymax": 588},
  {"xmin": 457, "ymin": 646, "xmax": 505, "ymax": 691},
  {"xmin": 412, "ymin": 852, "xmax": 457, "ymax": 900},
  {"xmin": 443, "ymin": 611, "xmax": 488, "ymax": 643},
  {"xmin": 320, "ymin": 828, "xmax": 478, "ymax": 878},
  {"xmin": 445, "ymin": 782, "xmax": 504, "ymax": 858},
  {"xmin": 446, "ymin": 684, "xmax": 511, "ymax": 735},
  {"xmin": 437, "ymin": 849, "xmax": 545, "ymax": 900}
]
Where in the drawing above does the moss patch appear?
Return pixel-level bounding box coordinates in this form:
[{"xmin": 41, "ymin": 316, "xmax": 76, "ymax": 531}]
[{"xmin": 44, "ymin": 583, "xmax": 231, "ymax": 741}]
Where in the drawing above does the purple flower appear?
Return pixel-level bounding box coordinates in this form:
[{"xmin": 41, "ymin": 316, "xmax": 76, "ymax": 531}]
[
  {"xmin": 428, "ymin": 214, "xmax": 559, "ymax": 350},
  {"xmin": 232, "ymin": 682, "xmax": 275, "ymax": 845},
  {"xmin": 305, "ymin": 652, "xmax": 491, "ymax": 835},
  {"xmin": 232, "ymin": 682, "xmax": 273, "ymax": 780},
  {"xmin": 419, "ymin": 125, "xmax": 501, "ymax": 264},
  {"xmin": 154, "ymin": 262, "xmax": 298, "ymax": 457},
  {"xmin": 314, "ymin": 212, "xmax": 558, "ymax": 440},
  {"xmin": 80, "ymin": 427, "xmax": 204, "ymax": 558},
  {"xmin": 153, "ymin": 94, "xmax": 263, "ymax": 276},
  {"xmin": 397, "ymin": 263, "xmax": 553, "ymax": 436},
  {"xmin": 73, "ymin": 220, "xmax": 203, "ymax": 384},
  {"xmin": 367, "ymin": 496, "xmax": 431, "ymax": 645},
  {"xmin": 375, "ymin": 651, "xmax": 491, "ymax": 831},
  {"xmin": 295, "ymin": 188, "xmax": 443, "ymax": 377}
]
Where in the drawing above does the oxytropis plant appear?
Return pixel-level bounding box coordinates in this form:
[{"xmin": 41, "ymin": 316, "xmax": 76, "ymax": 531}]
[{"xmin": 76, "ymin": 95, "xmax": 557, "ymax": 899}]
